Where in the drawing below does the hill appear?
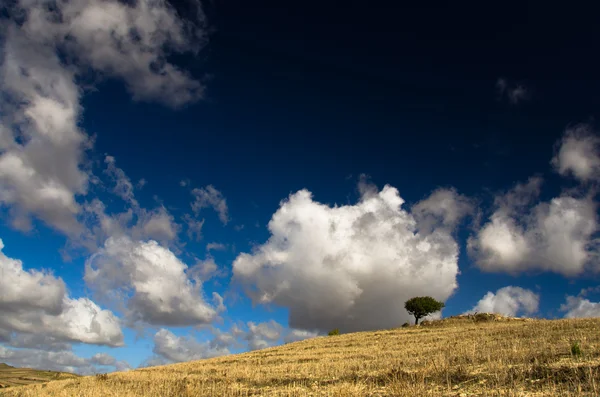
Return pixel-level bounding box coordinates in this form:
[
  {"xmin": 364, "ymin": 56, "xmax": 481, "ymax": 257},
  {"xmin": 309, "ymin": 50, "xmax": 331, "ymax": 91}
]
[
  {"xmin": 0, "ymin": 363, "xmax": 79, "ymax": 389},
  {"xmin": 1, "ymin": 315, "xmax": 599, "ymax": 396}
]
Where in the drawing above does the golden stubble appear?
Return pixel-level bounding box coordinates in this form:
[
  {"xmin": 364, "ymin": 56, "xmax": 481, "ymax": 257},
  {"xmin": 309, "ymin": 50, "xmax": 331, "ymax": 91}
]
[{"xmin": 2, "ymin": 316, "xmax": 599, "ymax": 396}]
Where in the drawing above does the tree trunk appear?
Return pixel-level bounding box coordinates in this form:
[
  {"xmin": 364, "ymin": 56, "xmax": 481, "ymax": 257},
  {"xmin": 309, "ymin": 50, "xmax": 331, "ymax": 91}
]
[{"xmin": 414, "ymin": 316, "xmax": 419, "ymax": 325}]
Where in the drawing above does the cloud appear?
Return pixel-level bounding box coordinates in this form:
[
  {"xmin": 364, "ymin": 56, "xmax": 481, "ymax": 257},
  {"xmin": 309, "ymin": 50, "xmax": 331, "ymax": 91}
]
[
  {"xmin": 191, "ymin": 185, "xmax": 229, "ymax": 225},
  {"xmin": 0, "ymin": 0, "xmax": 206, "ymax": 235},
  {"xmin": 0, "ymin": 26, "xmax": 88, "ymax": 235},
  {"xmin": 212, "ymin": 292, "xmax": 226, "ymax": 313},
  {"xmin": 232, "ymin": 184, "xmax": 462, "ymax": 333},
  {"xmin": 104, "ymin": 156, "xmax": 138, "ymax": 207},
  {"xmin": 560, "ymin": 295, "xmax": 600, "ymax": 318},
  {"xmin": 183, "ymin": 214, "xmax": 204, "ymax": 241},
  {"xmin": 84, "ymin": 236, "xmax": 217, "ymax": 327},
  {"xmin": 551, "ymin": 125, "xmax": 600, "ymax": 182},
  {"xmin": 411, "ymin": 188, "xmax": 475, "ymax": 234},
  {"xmin": 135, "ymin": 207, "xmax": 180, "ymax": 243},
  {"xmin": 151, "ymin": 328, "xmax": 230, "ymax": 363},
  {"xmin": 0, "ymin": 240, "xmax": 66, "ymax": 315},
  {"xmin": 0, "ymin": 346, "xmax": 94, "ymax": 374},
  {"xmin": 90, "ymin": 353, "xmax": 116, "ymax": 366},
  {"xmin": 81, "ymin": 197, "xmax": 180, "ymax": 250},
  {"xmin": 0, "ymin": 346, "xmax": 127, "ymax": 375},
  {"xmin": 188, "ymin": 257, "xmax": 221, "ymax": 282},
  {"xmin": 465, "ymin": 286, "xmax": 539, "ymax": 317},
  {"xmin": 139, "ymin": 355, "xmax": 171, "ymax": 368},
  {"xmin": 206, "ymin": 242, "xmax": 227, "ymax": 252},
  {"xmin": 243, "ymin": 320, "xmax": 283, "ymax": 351},
  {"xmin": 468, "ymin": 177, "xmax": 599, "ymax": 276},
  {"xmin": 283, "ymin": 329, "xmax": 320, "ymax": 344},
  {"xmin": 0, "ymin": 239, "xmax": 123, "ymax": 346},
  {"xmin": 208, "ymin": 327, "xmax": 238, "ymax": 350},
  {"xmin": 115, "ymin": 360, "xmax": 132, "ymax": 372},
  {"xmin": 496, "ymin": 78, "xmax": 530, "ymax": 105},
  {"xmin": 3, "ymin": 333, "xmax": 71, "ymax": 352},
  {"xmin": 14, "ymin": 0, "xmax": 206, "ymax": 107}
]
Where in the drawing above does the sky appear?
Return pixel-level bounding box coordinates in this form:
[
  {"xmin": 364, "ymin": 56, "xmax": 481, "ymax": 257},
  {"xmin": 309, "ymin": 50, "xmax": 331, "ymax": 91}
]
[{"xmin": 1, "ymin": 0, "xmax": 600, "ymax": 375}]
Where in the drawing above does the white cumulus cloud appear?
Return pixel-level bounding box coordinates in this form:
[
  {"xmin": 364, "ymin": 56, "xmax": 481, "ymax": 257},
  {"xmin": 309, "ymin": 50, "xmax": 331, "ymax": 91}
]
[
  {"xmin": 465, "ymin": 286, "xmax": 539, "ymax": 317},
  {"xmin": 0, "ymin": 0, "xmax": 206, "ymax": 235},
  {"xmin": 468, "ymin": 177, "xmax": 599, "ymax": 276},
  {"xmin": 84, "ymin": 236, "xmax": 218, "ymax": 327},
  {"xmin": 0, "ymin": 239, "xmax": 123, "ymax": 347},
  {"xmin": 232, "ymin": 184, "xmax": 464, "ymax": 333}
]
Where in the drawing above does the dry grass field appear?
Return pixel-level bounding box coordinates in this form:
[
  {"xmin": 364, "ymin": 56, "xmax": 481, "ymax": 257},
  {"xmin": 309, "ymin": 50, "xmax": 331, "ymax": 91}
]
[
  {"xmin": 0, "ymin": 363, "xmax": 79, "ymax": 389},
  {"xmin": 1, "ymin": 314, "xmax": 599, "ymax": 396}
]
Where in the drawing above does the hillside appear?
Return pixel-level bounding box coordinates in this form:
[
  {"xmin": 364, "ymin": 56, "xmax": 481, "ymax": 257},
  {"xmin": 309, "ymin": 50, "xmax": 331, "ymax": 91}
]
[
  {"xmin": 0, "ymin": 363, "xmax": 79, "ymax": 389},
  {"xmin": 1, "ymin": 315, "xmax": 599, "ymax": 396}
]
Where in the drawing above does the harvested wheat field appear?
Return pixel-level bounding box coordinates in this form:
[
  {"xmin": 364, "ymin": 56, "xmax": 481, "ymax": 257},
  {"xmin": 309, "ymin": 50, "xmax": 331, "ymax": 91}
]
[
  {"xmin": 1, "ymin": 315, "xmax": 599, "ymax": 397},
  {"xmin": 0, "ymin": 363, "xmax": 79, "ymax": 389}
]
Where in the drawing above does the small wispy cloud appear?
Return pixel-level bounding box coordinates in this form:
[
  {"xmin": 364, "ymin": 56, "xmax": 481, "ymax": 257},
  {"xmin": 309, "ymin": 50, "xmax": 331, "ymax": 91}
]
[
  {"xmin": 496, "ymin": 78, "xmax": 530, "ymax": 105},
  {"xmin": 191, "ymin": 185, "xmax": 230, "ymax": 225}
]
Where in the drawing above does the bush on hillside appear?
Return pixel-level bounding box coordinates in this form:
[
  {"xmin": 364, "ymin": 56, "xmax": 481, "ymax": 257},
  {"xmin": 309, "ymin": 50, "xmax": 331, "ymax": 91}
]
[{"xmin": 328, "ymin": 328, "xmax": 340, "ymax": 336}]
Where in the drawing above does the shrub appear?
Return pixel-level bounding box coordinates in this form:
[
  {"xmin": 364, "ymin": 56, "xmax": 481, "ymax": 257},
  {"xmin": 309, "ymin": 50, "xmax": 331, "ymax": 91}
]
[
  {"xmin": 328, "ymin": 328, "xmax": 340, "ymax": 336},
  {"xmin": 571, "ymin": 341, "xmax": 582, "ymax": 357},
  {"xmin": 96, "ymin": 373, "xmax": 109, "ymax": 382},
  {"xmin": 401, "ymin": 322, "xmax": 410, "ymax": 328}
]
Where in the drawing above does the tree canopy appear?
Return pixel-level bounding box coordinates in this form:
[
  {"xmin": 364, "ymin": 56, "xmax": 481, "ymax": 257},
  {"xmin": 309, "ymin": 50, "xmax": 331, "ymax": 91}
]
[{"xmin": 404, "ymin": 296, "xmax": 445, "ymax": 325}]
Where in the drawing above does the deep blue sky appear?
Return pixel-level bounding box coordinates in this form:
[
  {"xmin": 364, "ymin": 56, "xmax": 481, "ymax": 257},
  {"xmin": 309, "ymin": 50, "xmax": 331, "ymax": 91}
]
[{"xmin": 1, "ymin": 0, "xmax": 600, "ymax": 373}]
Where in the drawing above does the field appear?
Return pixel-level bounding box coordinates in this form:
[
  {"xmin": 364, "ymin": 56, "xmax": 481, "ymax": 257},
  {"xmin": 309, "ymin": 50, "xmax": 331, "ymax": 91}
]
[
  {"xmin": 0, "ymin": 363, "xmax": 79, "ymax": 389},
  {"xmin": 1, "ymin": 314, "xmax": 599, "ymax": 396}
]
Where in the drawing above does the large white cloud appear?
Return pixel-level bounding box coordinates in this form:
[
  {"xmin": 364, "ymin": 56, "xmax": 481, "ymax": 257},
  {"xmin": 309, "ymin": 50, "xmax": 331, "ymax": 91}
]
[
  {"xmin": 84, "ymin": 236, "xmax": 218, "ymax": 327},
  {"xmin": 0, "ymin": 239, "xmax": 123, "ymax": 347},
  {"xmin": 465, "ymin": 286, "xmax": 539, "ymax": 317},
  {"xmin": 232, "ymin": 185, "xmax": 465, "ymax": 333},
  {"xmin": 0, "ymin": 26, "xmax": 88, "ymax": 235},
  {"xmin": 14, "ymin": 0, "xmax": 206, "ymax": 107},
  {"xmin": 552, "ymin": 125, "xmax": 600, "ymax": 182},
  {"xmin": 468, "ymin": 177, "xmax": 599, "ymax": 276},
  {"xmin": 0, "ymin": 0, "xmax": 205, "ymax": 235}
]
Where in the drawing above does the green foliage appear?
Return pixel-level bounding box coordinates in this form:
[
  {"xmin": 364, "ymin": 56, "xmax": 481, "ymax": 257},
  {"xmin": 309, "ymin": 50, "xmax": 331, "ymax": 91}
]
[
  {"xmin": 404, "ymin": 296, "xmax": 445, "ymax": 325},
  {"xmin": 571, "ymin": 341, "xmax": 582, "ymax": 357},
  {"xmin": 401, "ymin": 322, "xmax": 410, "ymax": 328},
  {"xmin": 328, "ymin": 328, "xmax": 340, "ymax": 336}
]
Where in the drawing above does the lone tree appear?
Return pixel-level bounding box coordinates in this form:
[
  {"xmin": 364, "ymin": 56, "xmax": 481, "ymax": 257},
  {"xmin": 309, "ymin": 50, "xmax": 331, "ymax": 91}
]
[{"xmin": 404, "ymin": 296, "xmax": 445, "ymax": 325}]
